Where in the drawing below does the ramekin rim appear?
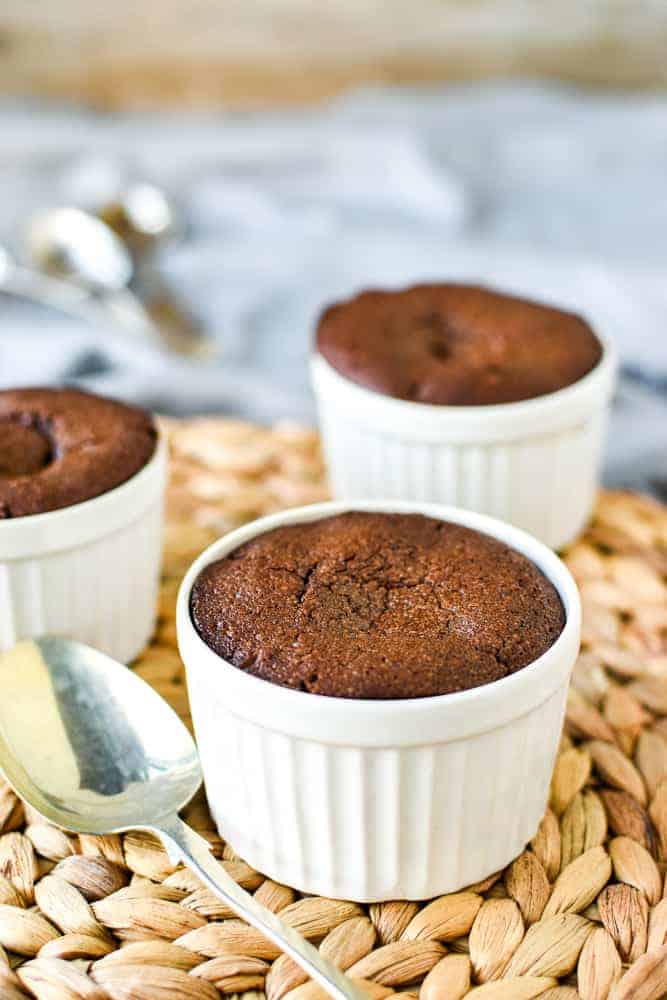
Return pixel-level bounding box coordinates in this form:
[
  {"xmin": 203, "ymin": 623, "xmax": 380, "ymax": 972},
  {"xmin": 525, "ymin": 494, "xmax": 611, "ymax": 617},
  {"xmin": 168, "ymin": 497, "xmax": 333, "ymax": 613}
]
[{"xmin": 177, "ymin": 499, "xmax": 582, "ymax": 720}]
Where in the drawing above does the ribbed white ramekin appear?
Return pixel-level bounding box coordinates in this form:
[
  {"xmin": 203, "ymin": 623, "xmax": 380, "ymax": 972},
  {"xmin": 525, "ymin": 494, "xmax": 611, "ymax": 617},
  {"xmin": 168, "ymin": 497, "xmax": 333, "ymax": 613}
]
[
  {"xmin": 0, "ymin": 431, "xmax": 167, "ymax": 663},
  {"xmin": 177, "ymin": 500, "xmax": 581, "ymax": 902},
  {"xmin": 311, "ymin": 342, "xmax": 617, "ymax": 550}
]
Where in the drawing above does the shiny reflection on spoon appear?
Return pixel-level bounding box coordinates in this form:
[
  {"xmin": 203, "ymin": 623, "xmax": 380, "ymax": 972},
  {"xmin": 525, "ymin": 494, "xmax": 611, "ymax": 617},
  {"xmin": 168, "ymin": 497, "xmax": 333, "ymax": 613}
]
[{"xmin": 0, "ymin": 638, "xmax": 365, "ymax": 1000}]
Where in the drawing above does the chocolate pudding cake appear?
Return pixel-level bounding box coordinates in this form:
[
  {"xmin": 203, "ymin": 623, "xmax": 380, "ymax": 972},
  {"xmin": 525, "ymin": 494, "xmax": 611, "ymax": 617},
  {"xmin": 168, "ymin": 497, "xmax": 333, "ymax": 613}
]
[
  {"xmin": 316, "ymin": 284, "xmax": 603, "ymax": 405},
  {"xmin": 191, "ymin": 512, "xmax": 565, "ymax": 699},
  {"xmin": 0, "ymin": 388, "xmax": 157, "ymax": 518}
]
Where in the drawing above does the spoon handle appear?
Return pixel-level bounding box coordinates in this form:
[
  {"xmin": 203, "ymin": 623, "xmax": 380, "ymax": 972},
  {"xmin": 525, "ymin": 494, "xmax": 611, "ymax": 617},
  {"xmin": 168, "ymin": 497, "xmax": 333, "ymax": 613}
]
[
  {"xmin": 158, "ymin": 816, "xmax": 367, "ymax": 1000},
  {"xmin": 0, "ymin": 254, "xmax": 191, "ymax": 355},
  {"xmin": 0, "ymin": 261, "xmax": 163, "ymax": 348},
  {"xmin": 94, "ymin": 287, "xmax": 164, "ymax": 345}
]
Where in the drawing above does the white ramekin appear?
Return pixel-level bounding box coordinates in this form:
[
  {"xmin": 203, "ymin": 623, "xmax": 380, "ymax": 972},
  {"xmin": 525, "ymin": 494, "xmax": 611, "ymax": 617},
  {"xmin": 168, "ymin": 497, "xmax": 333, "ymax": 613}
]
[
  {"xmin": 177, "ymin": 499, "xmax": 581, "ymax": 902},
  {"xmin": 0, "ymin": 430, "xmax": 167, "ymax": 664},
  {"xmin": 311, "ymin": 341, "xmax": 617, "ymax": 550}
]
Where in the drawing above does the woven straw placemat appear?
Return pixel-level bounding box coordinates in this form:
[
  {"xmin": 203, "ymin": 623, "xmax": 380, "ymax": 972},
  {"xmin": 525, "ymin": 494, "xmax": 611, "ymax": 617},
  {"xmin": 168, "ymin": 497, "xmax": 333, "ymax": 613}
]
[{"xmin": 0, "ymin": 417, "xmax": 666, "ymax": 1000}]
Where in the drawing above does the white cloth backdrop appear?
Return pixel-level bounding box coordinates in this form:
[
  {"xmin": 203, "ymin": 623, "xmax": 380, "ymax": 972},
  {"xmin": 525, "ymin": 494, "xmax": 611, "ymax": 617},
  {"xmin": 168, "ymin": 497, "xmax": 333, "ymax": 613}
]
[{"xmin": 0, "ymin": 83, "xmax": 665, "ymax": 492}]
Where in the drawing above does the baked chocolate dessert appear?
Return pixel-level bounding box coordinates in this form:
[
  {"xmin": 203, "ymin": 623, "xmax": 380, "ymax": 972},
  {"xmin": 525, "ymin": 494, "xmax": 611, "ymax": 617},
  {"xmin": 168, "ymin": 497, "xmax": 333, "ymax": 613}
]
[
  {"xmin": 0, "ymin": 388, "xmax": 157, "ymax": 518},
  {"xmin": 316, "ymin": 284, "xmax": 602, "ymax": 405},
  {"xmin": 191, "ymin": 512, "xmax": 565, "ymax": 699}
]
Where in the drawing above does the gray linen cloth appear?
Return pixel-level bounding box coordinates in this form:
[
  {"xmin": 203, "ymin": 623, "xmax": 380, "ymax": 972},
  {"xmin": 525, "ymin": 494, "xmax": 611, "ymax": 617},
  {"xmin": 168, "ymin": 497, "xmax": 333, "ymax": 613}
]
[{"xmin": 0, "ymin": 83, "xmax": 665, "ymax": 492}]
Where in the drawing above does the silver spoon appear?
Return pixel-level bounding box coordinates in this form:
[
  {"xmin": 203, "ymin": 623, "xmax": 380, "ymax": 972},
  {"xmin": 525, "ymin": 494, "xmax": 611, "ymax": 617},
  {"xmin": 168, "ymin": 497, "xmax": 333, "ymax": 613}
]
[
  {"xmin": 27, "ymin": 207, "xmax": 212, "ymax": 357},
  {"xmin": 0, "ymin": 637, "xmax": 365, "ymax": 1000},
  {"xmin": 99, "ymin": 184, "xmax": 209, "ymax": 357},
  {"xmin": 28, "ymin": 206, "xmax": 133, "ymax": 291},
  {"xmin": 26, "ymin": 208, "xmax": 163, "ymax": 344}
]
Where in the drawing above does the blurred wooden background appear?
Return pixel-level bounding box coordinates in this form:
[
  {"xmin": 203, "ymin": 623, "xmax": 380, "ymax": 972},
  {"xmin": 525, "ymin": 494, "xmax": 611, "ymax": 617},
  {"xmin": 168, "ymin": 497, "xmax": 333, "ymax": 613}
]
[{"xmin": 1, "ymin": 1, "xmax": 667, "ymax": 108}]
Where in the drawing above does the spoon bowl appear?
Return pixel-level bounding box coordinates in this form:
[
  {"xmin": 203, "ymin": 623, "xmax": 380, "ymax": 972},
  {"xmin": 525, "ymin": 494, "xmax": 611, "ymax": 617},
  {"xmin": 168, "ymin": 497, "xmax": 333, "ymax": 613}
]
[
  {"xmin": 0, "ymin": 638, "xmax": 200, "ymax": 834},
  {"xmin": 27, "ymin": 207, "xmax": 134, "ymax": 291},
  {"xmin": 0, "ymin": 637, "xmax": 364, "ymax": 1000}
]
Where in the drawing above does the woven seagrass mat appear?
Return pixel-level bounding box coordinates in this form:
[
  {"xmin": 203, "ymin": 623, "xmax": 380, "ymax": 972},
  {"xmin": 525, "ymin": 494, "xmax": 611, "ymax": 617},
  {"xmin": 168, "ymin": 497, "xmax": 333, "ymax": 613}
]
[{"xmin": 0, "ymin": 417, "xmax": 666, "ymax": 1000}]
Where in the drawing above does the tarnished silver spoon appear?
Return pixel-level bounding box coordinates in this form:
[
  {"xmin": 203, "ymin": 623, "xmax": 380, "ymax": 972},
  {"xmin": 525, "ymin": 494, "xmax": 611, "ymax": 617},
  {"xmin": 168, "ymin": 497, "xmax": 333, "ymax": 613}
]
[
  {"xmin": 98, "ymin": 184, "xmax": 214, "ymax": 358},
  {"xmin": 0, "ymin": 638, "xmax": 365, "ymax": 1000},
  {"xmin": 98, "ymin": 182, "xmax": 183, "ymax": 253}
]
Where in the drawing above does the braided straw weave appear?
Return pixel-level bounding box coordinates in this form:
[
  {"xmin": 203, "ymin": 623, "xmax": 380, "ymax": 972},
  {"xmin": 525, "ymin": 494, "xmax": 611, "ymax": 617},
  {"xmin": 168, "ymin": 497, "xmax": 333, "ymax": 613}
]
[{"xmin": 0, "ymin": 417, "xmax": 666, "ymax": 1000}]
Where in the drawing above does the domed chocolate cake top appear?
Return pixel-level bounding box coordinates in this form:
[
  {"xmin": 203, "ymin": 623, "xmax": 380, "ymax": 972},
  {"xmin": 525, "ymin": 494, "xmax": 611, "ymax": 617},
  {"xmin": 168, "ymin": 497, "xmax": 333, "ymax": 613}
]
[
  {"xmin": 0, "ymin": 387, "xmax": 157, "ymax": 518},
  {"xmin": 191, "ymin": 511, "xmax": 565, "ymax": 699},
  {"xmin": 316, "ymin": 283, "xmax": 602, "ymax": 405}
]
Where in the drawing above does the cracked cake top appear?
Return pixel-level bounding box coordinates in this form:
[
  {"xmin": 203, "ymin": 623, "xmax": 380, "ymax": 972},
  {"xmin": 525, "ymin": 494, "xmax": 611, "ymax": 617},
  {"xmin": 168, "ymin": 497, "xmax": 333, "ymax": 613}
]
[
  {"xmin": 315, "ymin": 283, "xmax": 603, "ymax": 405},
  {"xmin": 190, "ymin": 511, "xmax": 565, "ymax": 699}
]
